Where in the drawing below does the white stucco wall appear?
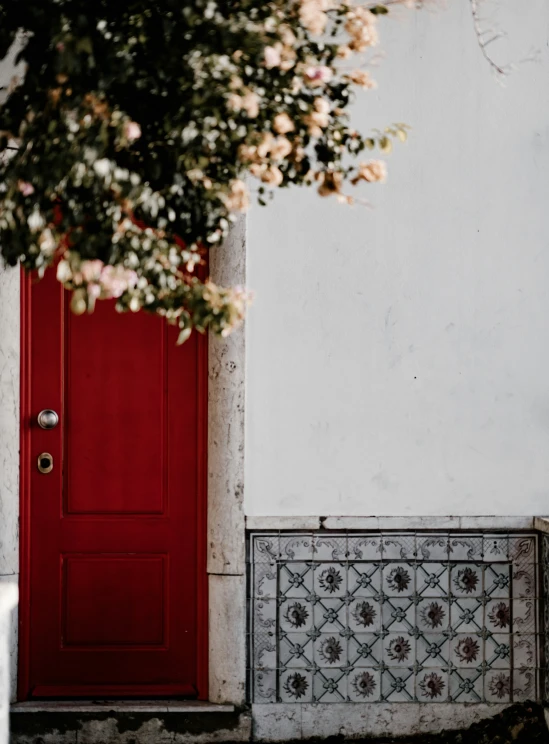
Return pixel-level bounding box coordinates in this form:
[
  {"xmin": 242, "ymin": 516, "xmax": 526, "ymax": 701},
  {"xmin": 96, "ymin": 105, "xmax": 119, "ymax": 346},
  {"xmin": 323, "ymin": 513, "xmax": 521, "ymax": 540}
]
[{"xmin": 245, "ymin": 2, "xmax": 549, "ymax": 517}]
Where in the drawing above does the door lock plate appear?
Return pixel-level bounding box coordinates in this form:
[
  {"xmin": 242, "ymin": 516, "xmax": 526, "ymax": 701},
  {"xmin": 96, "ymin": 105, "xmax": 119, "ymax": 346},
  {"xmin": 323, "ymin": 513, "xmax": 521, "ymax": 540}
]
[{"xmin": 37, "ymin": 452, "xmax": 53, "ymax": 474}]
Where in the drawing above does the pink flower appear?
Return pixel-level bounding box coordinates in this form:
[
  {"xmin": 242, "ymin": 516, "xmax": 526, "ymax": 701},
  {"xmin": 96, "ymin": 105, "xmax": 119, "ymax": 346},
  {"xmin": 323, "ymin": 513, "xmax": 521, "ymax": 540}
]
[
  {"xmin": 80, "ymin": 259, "xmax": 104, "ymax": 283},
  {"xmin": 18, "ymin": 181, "xmax": 34, "ymax": 197},
  {"xmin": 124, "ymin": 121, "xmax": 142, "ymax": 142},
  {"xmin": 305, "ymin": 66, "xmax": 332, "ymax": 83},
  {"xmin": 264, "ymin": 46, "xmax": 281, "ymax": 69}
]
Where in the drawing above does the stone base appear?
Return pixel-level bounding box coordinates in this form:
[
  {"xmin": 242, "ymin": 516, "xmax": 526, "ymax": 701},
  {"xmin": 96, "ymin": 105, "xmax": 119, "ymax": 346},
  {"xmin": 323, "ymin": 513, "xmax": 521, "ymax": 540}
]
[{"xmin": 10, "ymin": 704, "xmax": 251, "ymax": 744}]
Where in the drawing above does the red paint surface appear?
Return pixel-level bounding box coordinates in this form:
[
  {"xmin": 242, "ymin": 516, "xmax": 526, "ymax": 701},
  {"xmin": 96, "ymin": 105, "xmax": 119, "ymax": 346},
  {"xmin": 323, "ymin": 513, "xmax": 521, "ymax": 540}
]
[{"xmin": 19, "ymin": 269, "xmax": 207, "ymax": 699}]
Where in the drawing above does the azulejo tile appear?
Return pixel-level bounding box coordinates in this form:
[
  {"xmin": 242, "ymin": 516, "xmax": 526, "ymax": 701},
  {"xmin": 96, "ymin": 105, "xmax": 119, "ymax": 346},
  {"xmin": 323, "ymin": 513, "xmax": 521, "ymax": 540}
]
[
  {"xmin": 313, "ymin": 597, "xmax": 347, "ymax": 632},
  {"xmin": 484, "ymin": 634, "xmax": 511, "ymax": 669},
  {"xmin": 449, "ymin": 668, "xmax": 483, "ymax": 703},
  {"xmin": 347, "ymin": 562, "xmax": 381, "ymax": 597},
  {"xmin": 380, "ymin": 534, "xmax": 416, "ymax": 561},
  {"xmin": 279, "ymin": 534, "xmax": 313, "ymax": 561},
  {"xmin": 254, "ymin": 669, "xmax": 277, "ymax": 702},
  {"xmin": 279, "ymin": 632, "xmax": 314, "ymax": 668},
  {"xmin": 348, "ymin": 632, "xmax": 383, "ymax": 666},
  {"xmin": 450, "ymin": 633, "xmax": 483, "ymax": 668},
  {"xmin": 484, "ymin": 564, "xmax": 511, "ymax": 598},
  {"xmin": 416, "ymin": 563, "xmax": 449, "ymax": 597},
  {"xmin": 381, "ymin": 668, "xmax": 415, "ymax": 702},
  {"xmin": 312, "ymin": 535, "xmax": 347, "ymax": 561},
  {"xmin": 382, "ymin": 597, "xmax": 415, "ymax": 632},
  {"xmin": 383, "ymin": 564, "xmax": 415, "ymax": 596},
  {"xmin": 313, "ymin": 668, "xmax": 347, "ymax": 703},
  {"xmin": 314, "ymin": 632, "xmax": 347, "ymax": 668},
  {"xmin": 254, "ymin": 633, "xmax": 277, "ymax": 669},
  {"xmin": 279, "ymin": 562, "xmax": 314, "ymax": 598},
  {"xmin": 512, "ymin": 599, "xmax": 537, "ymax": 634},
  {"xmin": 484, "ymin": 670, "xmax": 512, "ymax": 703},
  {"xmin": 383, "ymin": 633, "xmax": 416, "ymax": 667},
  {"xmin": 484, "ymin": 599, "xmax": 512, "ymax": 633},
  {"xmin": 450, "ymin": 597, "xmax": 484, "ymax": 632},
  {"xmin": 417, "ymin": 598, "xmax": 450, "ymax": 631},
  {"xmin": 314, "ymin": 563, "xmax": 347, "ymax": 597},
  {"xmin": 483, "ymin": 534, "xmax": 509, "ymax": 562},
  {"xmin": 416, "ymin": 534, "xmax": 450, "ymax": 561},
  {"xmin": 253, "ymin": 561, "xmax": 277, "ymax": 599},
  {"xmin": 450, "ymin": 563, "xmax": 483, "ymax": 597},
  {"xmin": 253, "ymin": 534, "xmax": 280, "ymax": 563},
  {"xmin": 279, "ymin": 669, "xmax": 313, "ymax": 702},
  {"xmin": 280, "ymin": 598, "xmax": 313, "ymax": 632},
  {"xmin": 509, "ymin": 536, "xmax": 536, "ymax": 564},
  {"xmin": 512, "ymin": 562, "xmax": 537, "ymax": 599},
  {"xmin": 347, "ymin": 535, "xmax": 382, "ymax": 561},
  {"xmin": 249, "ymin": 531, "xmax": 540, "ymax": 704},
  {"xmin": 253, "ymin": 597, "xmax": 277, "ymax": 632},
  {"xmin": 448, "ymin": 535, "xmax": 483, "ymax": 562},
  {"xmin": 512, "ymin": 667, "xmax": 537, "ymax": 702},
  {"xmin": 512, "ymin": 634, "xmax": 537, "ymax": 669},
  {"xmin": 348, "ymin": 596, "xmax": 381, "ymax": 632},
  {"xmin": 416, "ymin": 634, "xmax": 449, "ymax": 666},
  {"xmin": 416, "ymin": 668, "xmax": 448, "ymax": 702},
  {"xmin": 348, "ymin": 667, "xmax": 380, "ymax": 702}
]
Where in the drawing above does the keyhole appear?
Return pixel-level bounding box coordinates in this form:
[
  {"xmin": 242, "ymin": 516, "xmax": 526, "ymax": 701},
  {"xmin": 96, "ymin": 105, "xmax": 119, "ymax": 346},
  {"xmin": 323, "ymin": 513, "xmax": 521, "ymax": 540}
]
[{"xmin": 37, "ymin": 453, "xmax": 53, "ymax": 473}]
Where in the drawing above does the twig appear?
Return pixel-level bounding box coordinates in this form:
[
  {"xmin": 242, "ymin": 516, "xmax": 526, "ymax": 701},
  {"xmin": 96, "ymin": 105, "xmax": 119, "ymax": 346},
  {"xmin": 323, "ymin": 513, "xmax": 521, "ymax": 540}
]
[{"xmin": 469, "ymin": 0, "xmax": 509, "ymax": 78}]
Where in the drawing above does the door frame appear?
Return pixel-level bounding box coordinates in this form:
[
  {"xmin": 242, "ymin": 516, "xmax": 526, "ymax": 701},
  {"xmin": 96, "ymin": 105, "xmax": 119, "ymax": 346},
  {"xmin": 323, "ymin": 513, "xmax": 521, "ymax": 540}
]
[{"xmin": 17, "ymin": 268, "xmax": 210, "ymax": 701}]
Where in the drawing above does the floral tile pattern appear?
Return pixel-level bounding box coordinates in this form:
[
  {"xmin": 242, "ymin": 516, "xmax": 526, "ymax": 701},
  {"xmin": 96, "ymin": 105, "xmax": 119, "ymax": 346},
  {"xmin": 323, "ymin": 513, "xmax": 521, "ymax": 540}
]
[{"xmin": 249, "ymin": 531, "xmax": 541, "ymax": 703}]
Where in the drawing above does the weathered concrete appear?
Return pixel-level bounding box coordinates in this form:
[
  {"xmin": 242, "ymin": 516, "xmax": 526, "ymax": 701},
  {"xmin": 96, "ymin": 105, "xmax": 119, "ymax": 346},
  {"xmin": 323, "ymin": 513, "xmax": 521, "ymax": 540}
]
[
  {"xmin": 208, "ymin": 215, "xmax": 247, "ymax": 577},
  {"xmin": 209, "ymin": 574, "xmax": 247, "ymax": 706},
  {"xmin": 0, "ymin": 262, "xmax": 20, "ymax": 704},
  {"xmin": 10, "ymin": 708, "xmax": 251, "ymax": 744},
  {"xmin": 246, "ymin": 516, "xmax": 537, "ymax": 531},
  {"xmin": 251, "ymin": 702, "xmax": 524, "ymax": 741},
  {"xmin": 207, "ymin": 216, "xmax": 248, "ymax": 707},
  {"xmin": 0, "ymin": 584, "xmax": 18, "ymax": 744}
]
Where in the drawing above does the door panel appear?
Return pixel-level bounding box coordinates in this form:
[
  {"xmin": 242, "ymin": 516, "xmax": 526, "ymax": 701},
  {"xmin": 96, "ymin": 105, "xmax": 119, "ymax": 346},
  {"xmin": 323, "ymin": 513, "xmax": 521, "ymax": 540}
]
[
  {"xmin": 65, "ymin": 303, "xmax": 167, "ymax": 514},
  {"xmin": 20, "ymin": 269, "xmax": 207, "ymax": 698}
]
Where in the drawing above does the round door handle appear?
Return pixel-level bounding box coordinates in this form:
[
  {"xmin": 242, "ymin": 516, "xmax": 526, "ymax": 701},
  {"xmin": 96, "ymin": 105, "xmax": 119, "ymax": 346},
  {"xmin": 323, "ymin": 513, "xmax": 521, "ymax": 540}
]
[{"xmin": 37, "ymin": 409, "xmax": 59, "ymax": 430}]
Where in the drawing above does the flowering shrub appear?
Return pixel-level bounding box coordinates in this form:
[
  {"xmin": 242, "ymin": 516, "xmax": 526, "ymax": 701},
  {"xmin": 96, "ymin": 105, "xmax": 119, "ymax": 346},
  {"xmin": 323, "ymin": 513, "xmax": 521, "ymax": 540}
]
[{"xmin": 0, "ymin": 0, "xmax": 413, "ymax": 341}]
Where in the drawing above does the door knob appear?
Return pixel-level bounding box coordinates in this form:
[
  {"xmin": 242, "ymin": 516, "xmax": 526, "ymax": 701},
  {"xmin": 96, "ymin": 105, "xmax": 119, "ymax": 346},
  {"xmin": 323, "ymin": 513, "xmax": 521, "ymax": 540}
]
[
  {"xmin": 37, "ymin": 452, "xmax": 53, "ymax": 474},
  {"xmin": 37, "ymin": 409, "xmax": 59, "ymax": 430}
]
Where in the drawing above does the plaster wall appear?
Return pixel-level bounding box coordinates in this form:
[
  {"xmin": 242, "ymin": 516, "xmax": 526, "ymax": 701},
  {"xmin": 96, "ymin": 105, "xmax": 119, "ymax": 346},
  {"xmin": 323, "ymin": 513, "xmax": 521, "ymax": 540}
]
[{"xmin": 245, "ymin": 1, "xmax": 549, "ymax": 517}]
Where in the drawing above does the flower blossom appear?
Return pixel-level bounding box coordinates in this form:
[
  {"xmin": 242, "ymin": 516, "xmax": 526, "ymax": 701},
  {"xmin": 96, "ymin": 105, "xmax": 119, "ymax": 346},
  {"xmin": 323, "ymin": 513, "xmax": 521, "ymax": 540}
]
[
  {"xmin": 347, "ymin": 69, "xmax": 377, "ymax": 89},
  {"xmin": 224, "ymin": 179, "xmax": 250, "ymax": 212},
  {"xmin": 273, "ymin": 113, "xmax": 295, "ymax": 135},
  {"xmin": 124, "ymin": 121, "xmax": 141, "ymax": 141},
  {"xmin": 352, "ymin": 159, "xmax": 387, "ymax": 184},
  {"xmin": 299, "ymin": 0, "xmax": 328, "ymax": 36},
  {"xmin": 264, "ymin": 46, "xmax": 281, "ymax": 69},
  {"xmin": 18, "ymin": 181, "xmax": 35, "ymax": 196},
  {"xmin": 305, "ymin": 65, "xmax": 333, "ymax": 84},
  {"xmin": 345, "ymin": 8, "xmax": 379, "ymax": 52}
]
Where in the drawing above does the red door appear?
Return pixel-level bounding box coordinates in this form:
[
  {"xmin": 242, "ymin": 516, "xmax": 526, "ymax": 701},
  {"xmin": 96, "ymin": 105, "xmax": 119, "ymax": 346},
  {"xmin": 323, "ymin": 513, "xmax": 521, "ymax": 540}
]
[{"xmin": 19, "ymin": 268, "xmax": 207, "ymax": 699}]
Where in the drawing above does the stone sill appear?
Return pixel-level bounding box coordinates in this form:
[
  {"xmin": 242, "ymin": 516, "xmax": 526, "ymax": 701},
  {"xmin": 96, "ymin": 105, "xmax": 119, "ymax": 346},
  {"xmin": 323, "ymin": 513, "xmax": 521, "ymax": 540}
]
[
  {"xmin": 245, "ymin": 515, "xmax": 539, "ymax": 531},
  {"xmin": 11, "ymin": 700, "xmax": 234, "ymax": 714}
]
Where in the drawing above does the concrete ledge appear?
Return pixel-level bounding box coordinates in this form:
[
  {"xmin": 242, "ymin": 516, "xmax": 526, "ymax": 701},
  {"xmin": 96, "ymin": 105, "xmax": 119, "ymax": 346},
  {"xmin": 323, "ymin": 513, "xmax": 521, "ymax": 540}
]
[
  {"xmin": 534, "ymin": 516, "xmax": 549, "ymax": 534},
  {"xmin": 10, "ymin": 706, "xmax": 251, "ymax": 744},
  {"xmin": 252, "ymin": 702, "xmax": 513, "ymax": 741},
  {"xmin": 11, "ymin": 701, "xmax": 234, "ymax": 714},
  {"xmin": 246, "ymin": 516, "xmax": 535, "ymax": 531}
]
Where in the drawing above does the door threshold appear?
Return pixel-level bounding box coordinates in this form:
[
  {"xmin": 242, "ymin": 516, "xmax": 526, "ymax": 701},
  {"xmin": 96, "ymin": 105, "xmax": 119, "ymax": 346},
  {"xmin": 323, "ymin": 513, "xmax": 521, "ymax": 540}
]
[{"xmin": 11, "ymin": 700, "xmax": 234, "ymax": 714}]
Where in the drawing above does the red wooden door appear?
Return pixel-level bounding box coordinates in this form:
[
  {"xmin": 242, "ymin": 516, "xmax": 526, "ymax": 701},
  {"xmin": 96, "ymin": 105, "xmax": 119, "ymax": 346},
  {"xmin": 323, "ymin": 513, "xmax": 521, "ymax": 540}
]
[{"xmin": 19, "ymin": 269, "xmax": 207, "ymax": 699}]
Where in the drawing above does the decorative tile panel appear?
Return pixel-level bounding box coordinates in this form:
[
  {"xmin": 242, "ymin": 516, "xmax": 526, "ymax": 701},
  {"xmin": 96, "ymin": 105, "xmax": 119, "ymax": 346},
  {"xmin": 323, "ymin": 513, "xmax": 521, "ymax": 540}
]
[{"xmin": 249, "ymin": 531, "xmax": 542, "ymax": 704}]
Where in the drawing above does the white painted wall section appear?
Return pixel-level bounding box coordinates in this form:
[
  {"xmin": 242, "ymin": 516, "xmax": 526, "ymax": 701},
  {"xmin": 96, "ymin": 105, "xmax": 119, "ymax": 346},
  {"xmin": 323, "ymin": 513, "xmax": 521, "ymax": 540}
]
[{"xmin": 245, "ymin": 2, "xmax": 549, "ymax": 516}]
